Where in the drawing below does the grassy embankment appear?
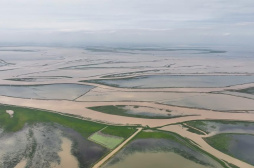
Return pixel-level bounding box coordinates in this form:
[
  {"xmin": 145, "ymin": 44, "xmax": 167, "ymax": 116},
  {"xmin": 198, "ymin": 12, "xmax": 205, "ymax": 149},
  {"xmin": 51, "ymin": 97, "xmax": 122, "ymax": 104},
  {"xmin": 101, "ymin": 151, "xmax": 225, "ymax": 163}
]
[{"xmin": 0, "ymin": 104, "xmax": 136, "ymax": 142}]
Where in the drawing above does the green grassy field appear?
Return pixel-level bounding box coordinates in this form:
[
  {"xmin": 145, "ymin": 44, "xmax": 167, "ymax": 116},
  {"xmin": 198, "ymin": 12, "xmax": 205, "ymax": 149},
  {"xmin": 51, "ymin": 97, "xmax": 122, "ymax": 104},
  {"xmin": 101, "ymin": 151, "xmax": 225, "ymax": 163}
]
[
  {"xmin": 89, "ymin": 131, "xmax": 124, "ymax": 149},
  {"xmin": 0, "ymin": 104, "xmax": 135, "ymax": 139},
  {"xmin": 204, "ymin": 134, "xmax": 231, "ymax": 154}
]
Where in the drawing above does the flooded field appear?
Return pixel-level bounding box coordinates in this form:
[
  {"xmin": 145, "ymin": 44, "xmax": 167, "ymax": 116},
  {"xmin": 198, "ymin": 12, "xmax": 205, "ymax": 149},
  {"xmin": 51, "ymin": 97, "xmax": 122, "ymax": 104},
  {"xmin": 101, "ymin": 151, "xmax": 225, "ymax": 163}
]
[
  {"xmin": 205, "ymin": 134, "xmax": 254, "ymax": 165},
  {"xmin": 103, "ymin": 152, "xmax": 208, "ymax": 168},
  {"xmin": 1, "ymin": 47, "xmax": 254, "ymax": 168},
  {"xmin": 103, "ymin": 135, "xmax": 222, "ymax": 168},
  {"xmin": 163, "ymin": 93, "xmax": 254, "ymax": 111},
  {"xmin": 85, "ymin": 75, "xmax": 254, "ymax": 88},
  {"xmin": 186, "ymin": 121, "xmax": 254, "ymax": 135},
  {"xmin": 0, "ymin": 84, "xmax": 94, "ymax": 100},
  {"xmin": 0, "ymin": 123, "xmax": 108, "ymax": 168}
]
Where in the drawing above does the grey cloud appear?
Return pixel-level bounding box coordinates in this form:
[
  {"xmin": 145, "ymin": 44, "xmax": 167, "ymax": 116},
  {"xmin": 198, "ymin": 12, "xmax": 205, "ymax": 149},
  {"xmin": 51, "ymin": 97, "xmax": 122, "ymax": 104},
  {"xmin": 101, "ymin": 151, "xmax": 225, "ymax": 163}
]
[{"xmin": 0, "ymin": 0, "xmax": 253, "ymax": 46}]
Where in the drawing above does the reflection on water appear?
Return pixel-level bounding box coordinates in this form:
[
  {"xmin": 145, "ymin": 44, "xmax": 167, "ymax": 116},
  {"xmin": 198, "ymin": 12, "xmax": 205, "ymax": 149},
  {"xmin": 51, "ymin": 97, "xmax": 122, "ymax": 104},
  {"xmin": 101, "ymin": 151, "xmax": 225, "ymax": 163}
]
[
  {"xmin": 104, "ymin": 152, "xmax": 209, "ymax": 168},
  {"xmin": 229, "ymin": 134, "xmax": 254, "ymax": 165}
]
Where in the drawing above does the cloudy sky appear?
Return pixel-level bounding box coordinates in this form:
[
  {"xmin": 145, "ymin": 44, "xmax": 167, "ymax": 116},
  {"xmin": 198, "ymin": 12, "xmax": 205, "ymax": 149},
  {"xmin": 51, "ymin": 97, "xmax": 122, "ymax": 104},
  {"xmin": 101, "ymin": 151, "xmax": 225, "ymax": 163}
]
[{"xmin": 0, "ymin": 0, "xmax": 254, "ymax": 46}]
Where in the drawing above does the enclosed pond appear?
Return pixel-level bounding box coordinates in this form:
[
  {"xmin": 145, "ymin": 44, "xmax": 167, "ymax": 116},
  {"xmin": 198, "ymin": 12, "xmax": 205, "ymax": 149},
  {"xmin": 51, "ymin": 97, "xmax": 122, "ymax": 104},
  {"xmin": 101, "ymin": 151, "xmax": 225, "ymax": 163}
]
[{"xmin": 0, "ymin": 83, "xmax": 94, "ymax": 100}]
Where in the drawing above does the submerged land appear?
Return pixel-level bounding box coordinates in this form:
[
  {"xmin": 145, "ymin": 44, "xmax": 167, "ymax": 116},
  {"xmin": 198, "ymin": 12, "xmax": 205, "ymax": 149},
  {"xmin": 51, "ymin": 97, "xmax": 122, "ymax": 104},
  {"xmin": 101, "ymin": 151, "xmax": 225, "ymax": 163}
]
[{"xmin": 0, "ymin": 46, "xmax": 254, "ymax": 168}]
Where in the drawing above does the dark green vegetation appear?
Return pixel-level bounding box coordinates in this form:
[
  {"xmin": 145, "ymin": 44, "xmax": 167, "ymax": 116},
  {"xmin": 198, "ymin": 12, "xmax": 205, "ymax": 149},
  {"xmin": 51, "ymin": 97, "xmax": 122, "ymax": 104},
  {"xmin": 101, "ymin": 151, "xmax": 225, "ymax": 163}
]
[
  {"xmin": 234, "ymin": 87, "xmax": 254, "ymax": 95},
  {"xmin": 182, "ymin": 124, "xmax": 206, "ymax": 135},
  {"xmin": 205, "ymin": 134, "xmax": 231, "ymax": 153},
  {"xmin": 205, "ymin": 133, "xmax": 254, "ymax": 165},
  {"xmin": 135, "ymin": 130, "xmax": 181, "ymax": 142},
  {"xmin": 224, "ymin": 162, "xmax": 240, "ymax": 168},
  {"xmin": 0, "ymin": 104, "xmax": 102, "ymax": 136},
  {"xmin": 88, "ymin": 105, "xmax": 131, "ymax": 117},
  {"xmin": 184, "ymin": 121, "xmax": 210, "ymax": 133},
  {"xmin": 88, "ymin": 105, "xmax": 175, "ymax": 119}
]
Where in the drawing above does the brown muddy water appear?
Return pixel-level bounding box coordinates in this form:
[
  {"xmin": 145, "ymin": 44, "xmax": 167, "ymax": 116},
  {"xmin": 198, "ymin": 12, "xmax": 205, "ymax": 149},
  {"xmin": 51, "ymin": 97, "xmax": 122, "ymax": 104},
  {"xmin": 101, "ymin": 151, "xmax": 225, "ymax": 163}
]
[{"xmin": 51, "ymin": 137, "xmax": 79, "ymax": 168}]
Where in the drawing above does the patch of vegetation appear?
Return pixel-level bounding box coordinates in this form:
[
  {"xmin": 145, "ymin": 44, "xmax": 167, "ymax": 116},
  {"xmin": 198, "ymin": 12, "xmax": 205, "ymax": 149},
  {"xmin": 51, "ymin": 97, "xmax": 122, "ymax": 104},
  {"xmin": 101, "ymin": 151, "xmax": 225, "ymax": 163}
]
[
  {"xmin": 184, "ymin": 121, "xmax": 210, "ymax": 134},
  {"xmin": 89, "ymin": 132, "xmax": 124, "ymax": 149},
  {"xmin": 182, "ymin": 124, "xmax": 206, "ymax": 135},
  {"xmin": 88, "ymin": 105, "xmax": 174, "ymax": 119},
  {"xmin": 135, "ymin": 130, "xmax": 186, "ymax": 145},
  {"xmin": 204, "ymin": 134, "xmax": 231, "ymax": 154}
]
